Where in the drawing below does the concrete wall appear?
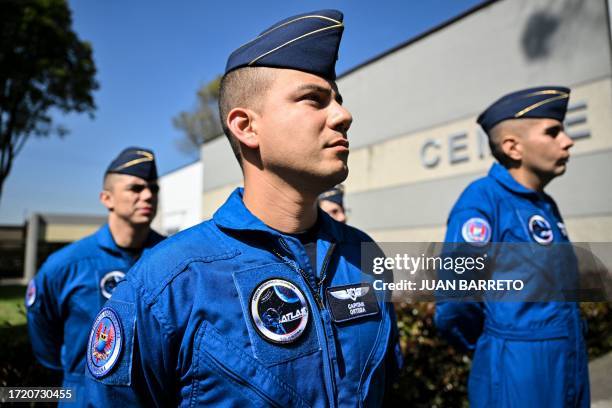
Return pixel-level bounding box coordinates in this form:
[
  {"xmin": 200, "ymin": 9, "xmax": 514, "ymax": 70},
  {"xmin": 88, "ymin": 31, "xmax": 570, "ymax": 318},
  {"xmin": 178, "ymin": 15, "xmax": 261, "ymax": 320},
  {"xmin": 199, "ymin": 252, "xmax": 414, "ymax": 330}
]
[
  {"xmin": 154, "ymin": 161, "xmax": 203, "ymax": 235},
  {"xmin": 43, "ymin": 223, "xmax": 103, "ymax": 242}
]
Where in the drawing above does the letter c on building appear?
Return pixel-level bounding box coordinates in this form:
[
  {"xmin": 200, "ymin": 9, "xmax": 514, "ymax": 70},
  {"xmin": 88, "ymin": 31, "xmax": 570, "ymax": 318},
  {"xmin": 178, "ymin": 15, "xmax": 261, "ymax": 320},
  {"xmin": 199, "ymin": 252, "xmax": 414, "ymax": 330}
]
[{"xmin": 421, "ymin": 139, "xmax": 441, "ymax": 168}]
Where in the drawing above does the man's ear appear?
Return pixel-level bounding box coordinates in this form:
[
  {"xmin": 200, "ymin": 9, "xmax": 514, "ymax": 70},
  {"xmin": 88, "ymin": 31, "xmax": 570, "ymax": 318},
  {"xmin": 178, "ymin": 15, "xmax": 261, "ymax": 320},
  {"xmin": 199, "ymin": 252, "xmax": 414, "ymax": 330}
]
[
  {"xmin": 501, "ymin": 133, "xmax": 523, "ymax": 162},
  {"xmin": 227, "ymin": 107, "xmax": 260, "ymax": 149},
  {"xmin": 100, "ymin": 190, "xmax": 114, "ymax": 211}
]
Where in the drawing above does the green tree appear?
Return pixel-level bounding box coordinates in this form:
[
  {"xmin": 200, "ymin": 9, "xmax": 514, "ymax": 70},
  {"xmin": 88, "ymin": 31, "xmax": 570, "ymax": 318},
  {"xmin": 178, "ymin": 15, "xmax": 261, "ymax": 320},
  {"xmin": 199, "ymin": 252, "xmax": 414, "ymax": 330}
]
[
  {"xmin": 173, "ymin": 75, "xmax": 222, "ymax": 157},
  {"xmin": 0, "ymin": 0, "xmax": 98, "ymax": 201}
]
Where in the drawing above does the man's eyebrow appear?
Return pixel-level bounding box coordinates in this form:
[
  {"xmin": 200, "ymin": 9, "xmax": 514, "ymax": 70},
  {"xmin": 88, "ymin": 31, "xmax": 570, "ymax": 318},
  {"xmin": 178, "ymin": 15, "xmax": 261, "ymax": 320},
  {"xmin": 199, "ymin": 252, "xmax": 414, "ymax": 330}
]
[{"xmin": 295, "ymin": 84, "xmax": 343, "ymax": 104}]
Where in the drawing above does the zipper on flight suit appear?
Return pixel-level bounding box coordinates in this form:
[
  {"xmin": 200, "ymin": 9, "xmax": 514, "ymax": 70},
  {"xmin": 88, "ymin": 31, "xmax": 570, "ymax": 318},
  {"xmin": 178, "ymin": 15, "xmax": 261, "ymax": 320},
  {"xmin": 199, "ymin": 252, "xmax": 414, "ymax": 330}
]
[
  {"xmin": 275, "ymin": 238, "xmax": 338, "ymax": 407},
  {"xmin": 274, "ymin": 240, "xmax": 337, "ymax": 309}
]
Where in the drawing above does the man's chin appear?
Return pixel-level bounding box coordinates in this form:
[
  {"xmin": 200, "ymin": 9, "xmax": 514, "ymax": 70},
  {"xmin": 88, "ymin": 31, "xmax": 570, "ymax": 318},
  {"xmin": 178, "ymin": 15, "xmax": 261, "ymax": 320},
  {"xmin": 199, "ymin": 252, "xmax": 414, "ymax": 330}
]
[
  {"xmin": 554, "ymin": 164, "xmax": 568, "ymax": 176},
  {"xmin": 130, "ymin": 216, "xmax": 155, "ymax": 226}
]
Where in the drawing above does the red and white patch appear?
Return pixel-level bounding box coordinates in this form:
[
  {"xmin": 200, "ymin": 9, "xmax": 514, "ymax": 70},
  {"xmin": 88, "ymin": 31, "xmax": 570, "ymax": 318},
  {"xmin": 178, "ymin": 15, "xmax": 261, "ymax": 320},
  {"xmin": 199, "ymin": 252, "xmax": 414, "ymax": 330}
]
[{"xmin": 461, "ymin": 217, "xmax": 491, "ymax": 245}]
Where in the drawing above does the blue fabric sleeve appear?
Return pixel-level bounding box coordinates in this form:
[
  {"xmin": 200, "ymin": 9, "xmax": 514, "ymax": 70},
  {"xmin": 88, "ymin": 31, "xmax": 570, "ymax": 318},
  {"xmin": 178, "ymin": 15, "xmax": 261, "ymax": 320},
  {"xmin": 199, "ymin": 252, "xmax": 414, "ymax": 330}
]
[
  {"xmin": 435, "ymin": 207, "xmax": 490, "ymax": 351},
  {"xmin": 26, "ymin": 262, "xmax": 64, "ymax": 371}
]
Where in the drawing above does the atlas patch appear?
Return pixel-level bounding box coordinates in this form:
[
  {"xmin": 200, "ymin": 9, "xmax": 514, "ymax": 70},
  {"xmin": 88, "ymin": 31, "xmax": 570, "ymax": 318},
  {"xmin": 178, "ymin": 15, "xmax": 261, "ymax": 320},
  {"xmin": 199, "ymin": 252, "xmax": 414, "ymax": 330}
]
[
  {"xmin": 325, "ymin": 283, "xmax": 379, "ymax": 323},
  {"xmin": 100, "ymin": 270, "xmax": 126, "ymax": 299},
  {"xmin": 87, "ymin": 307, "xmax": 123, "ymax": 378},
  {"xmin": 25, "ymin": 279, "xmax": 36, "ymax": 308},
  {"xmin": 250, "ymin": 279, "xmax": 309, "ymax": 344},
  {"xmin": 461, "ymin": 217, "xmax": 491, "ymax": 246},
  {"xmin": 528, "ymin": 215, "xmax": 553, "ymax": 245}
]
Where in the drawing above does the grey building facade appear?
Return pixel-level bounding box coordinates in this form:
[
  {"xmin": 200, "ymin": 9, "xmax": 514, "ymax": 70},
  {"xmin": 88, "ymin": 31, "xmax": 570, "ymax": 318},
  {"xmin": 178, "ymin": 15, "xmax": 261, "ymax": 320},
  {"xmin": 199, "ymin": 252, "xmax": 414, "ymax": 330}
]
[{"xmin": 200, "ymin": 0, "xmax": 612, "ymax": 242}]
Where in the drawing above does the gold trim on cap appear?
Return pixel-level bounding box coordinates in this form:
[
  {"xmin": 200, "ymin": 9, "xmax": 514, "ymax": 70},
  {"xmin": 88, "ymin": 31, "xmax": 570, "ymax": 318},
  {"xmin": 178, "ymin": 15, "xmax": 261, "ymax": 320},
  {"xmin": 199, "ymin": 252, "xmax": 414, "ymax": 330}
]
[
  {"xmin": 319, "ymin": 185, "xmax": 345, "ymax": 199},
  {"xmin": 112, "ymin": 151, "xmax": 154, "ymax": 171},
  {"xmin": 249, "ymin": 23, "xmax": 343, "ymax": 66},
  {"xmin": 235, "ymin": 14, "xmax": 342, "ymax": 53},
  {"xmin": 514, "ymin": 89, "xmax": 569, "ymax": 118}
]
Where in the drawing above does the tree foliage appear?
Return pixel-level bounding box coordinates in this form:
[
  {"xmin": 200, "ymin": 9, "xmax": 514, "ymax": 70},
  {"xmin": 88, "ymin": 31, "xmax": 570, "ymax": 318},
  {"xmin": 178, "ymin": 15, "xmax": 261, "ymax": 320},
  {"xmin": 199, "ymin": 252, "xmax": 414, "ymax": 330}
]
[
  {"xmin": 0, "ymin": 0, "xmax": 98, "ymax": 200},
  {"xmin": 173, "ymin": 75, "xmax": 222, "ymax": 157}
]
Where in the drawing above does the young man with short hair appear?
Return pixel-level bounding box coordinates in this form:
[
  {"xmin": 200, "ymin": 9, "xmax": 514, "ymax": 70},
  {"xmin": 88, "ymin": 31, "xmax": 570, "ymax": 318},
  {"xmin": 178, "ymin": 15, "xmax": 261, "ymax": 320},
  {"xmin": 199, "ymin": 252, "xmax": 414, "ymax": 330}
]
[
  {"xmin": 26, "ymin": 147, "xmax": 164, "ymax": 406},
  {"xmin": 84, "ymin": 10, "xmax": 399, "ymax": 407},
  {"xmin": 435, "ymin": 86, "xmax": 589, "ymax": 407}
]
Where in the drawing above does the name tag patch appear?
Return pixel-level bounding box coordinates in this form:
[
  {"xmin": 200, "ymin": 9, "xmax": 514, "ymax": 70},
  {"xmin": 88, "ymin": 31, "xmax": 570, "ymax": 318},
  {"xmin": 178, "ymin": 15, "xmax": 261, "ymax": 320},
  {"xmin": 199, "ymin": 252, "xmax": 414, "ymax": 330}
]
[{"xmin": 325, "ymin": 283, "xmax": 379, "ymax": 323}]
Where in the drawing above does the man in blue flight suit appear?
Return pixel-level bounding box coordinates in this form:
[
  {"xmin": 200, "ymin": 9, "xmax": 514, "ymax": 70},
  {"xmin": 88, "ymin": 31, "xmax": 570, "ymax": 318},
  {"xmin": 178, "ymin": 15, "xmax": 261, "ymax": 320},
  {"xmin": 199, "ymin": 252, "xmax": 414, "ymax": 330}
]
[
  {"xmin": 84, "ymin": 10, "xmax": 400, "ymax": 407},
  {"xmin": 435, "ymin": 87, "xmax": 589, "ymax": 407},
  {"xmin": 26, "ymin": 147, "xmax": 164, "ymax": 405}
]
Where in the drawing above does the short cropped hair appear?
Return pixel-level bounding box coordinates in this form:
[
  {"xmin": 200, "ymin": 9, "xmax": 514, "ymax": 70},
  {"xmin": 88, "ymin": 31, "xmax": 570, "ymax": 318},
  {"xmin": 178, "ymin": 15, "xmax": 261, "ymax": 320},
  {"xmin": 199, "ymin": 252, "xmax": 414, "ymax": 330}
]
[
  {"xmin": 218, "ymin": 67, "xmax": 276, "ymax": 166},
  {"xmin": 102, "ymin": 173, "xmax": 118, "ymax": 191},
  {"xmin": 487, "ymin": 119, "xmax": 527, "ymax": 167}
]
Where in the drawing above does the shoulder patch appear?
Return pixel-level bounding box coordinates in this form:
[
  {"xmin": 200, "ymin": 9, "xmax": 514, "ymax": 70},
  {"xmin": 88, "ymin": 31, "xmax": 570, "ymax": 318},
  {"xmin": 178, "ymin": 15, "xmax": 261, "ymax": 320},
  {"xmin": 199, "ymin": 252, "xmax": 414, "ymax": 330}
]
[
  {"xmin": 25, "ymin": 279, "xmax": 36, "ymax": 308},
  {"xmin": 87, "ymin": 307, "xmax": 123, "ymax": 378},
  {"xmin": 461, "ymin": 217, "xmax": 491, "ymax": 245}
]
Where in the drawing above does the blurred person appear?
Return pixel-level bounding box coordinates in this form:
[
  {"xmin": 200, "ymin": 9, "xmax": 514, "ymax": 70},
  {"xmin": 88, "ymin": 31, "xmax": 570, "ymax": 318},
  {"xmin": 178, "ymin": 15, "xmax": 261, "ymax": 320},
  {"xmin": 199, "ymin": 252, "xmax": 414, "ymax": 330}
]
[
  {"xmin": 84, "ymin": 10, "xmax": 400, "ymax": 407},
  {"xmin": 319, "ymin": 184, "xmax": 347, "ymax": 223},
  {"xmin": 435, "ymin": 87, "xmax": 589, "ymax": 407},
  {"xmin": 25, "ymin": 147, "xmax": 164, "ymax": 406}
]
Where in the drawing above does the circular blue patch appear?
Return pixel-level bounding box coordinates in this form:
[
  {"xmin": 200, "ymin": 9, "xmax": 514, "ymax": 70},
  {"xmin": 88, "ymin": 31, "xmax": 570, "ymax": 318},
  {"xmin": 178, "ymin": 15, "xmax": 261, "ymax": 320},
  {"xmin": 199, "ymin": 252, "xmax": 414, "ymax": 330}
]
[
  {"xmin": 87, "ymin": 307, "xmax": 123, "ymax": 378},
  {"xmin": 25, "ymin": 280, "xmax": 36, "ymax": 308},
  {"xmin": 461, "ymin": 217, "xmax": 491, "ymax": 246},
  {"xmin": 529, "ymin": 215, "xmax": 553, "ymax": 245},
  {"xmin": 100, "ymin": 270, "xmax": 126, "ymax": 299},
  {"xmin": 250, "ymin": 279, "xmax": 309, "ymax": 344}
]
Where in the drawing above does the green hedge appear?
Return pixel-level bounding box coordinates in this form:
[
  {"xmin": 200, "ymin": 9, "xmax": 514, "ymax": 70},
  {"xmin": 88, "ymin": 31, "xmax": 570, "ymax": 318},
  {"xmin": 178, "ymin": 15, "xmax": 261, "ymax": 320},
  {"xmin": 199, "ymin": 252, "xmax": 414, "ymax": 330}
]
[{"xmin": 387, "ymin": 302, "xmax": 612, "ymax": 407}]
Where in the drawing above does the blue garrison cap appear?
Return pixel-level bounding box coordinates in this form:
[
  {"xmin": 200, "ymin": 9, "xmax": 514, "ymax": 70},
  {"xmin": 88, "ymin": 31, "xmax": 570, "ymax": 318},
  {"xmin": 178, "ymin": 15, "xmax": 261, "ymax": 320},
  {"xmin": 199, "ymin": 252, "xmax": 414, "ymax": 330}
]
[
  {"xmin": 319, "ymin": 184, "xmax": 345, "ymax": 207},
  {"xmin": 225, "ymin": 10, "xmax": 344, "ymax": 80},
  {"xmin": 105, "ymin": 147, "xmax": 158, "ymax": 181},
  {"xmin": 477, "ymin": 86, "xmax": 570, "ymax": 134}
]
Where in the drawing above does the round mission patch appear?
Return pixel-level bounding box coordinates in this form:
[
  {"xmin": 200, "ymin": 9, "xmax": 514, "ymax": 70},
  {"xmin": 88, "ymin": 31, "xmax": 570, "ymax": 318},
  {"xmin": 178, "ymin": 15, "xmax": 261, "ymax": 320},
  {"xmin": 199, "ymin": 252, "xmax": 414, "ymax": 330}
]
[
  {"xmin": 100, "ymin": 270, "xmax": 126, "ymax": 299},
  {"xmin": 461, "ymin": 217, "xmax": 491, "ymax": 245},
  {"xmin": 25, "ymin": 279, "xmax": 36, "ymax": 308},
  {"xmin": 87, "ymin": 307, "xmax": 123, "ymax": 378},
  {"xmin": 250, "ymin": 279, "xmax": 309, "ymax": 344},
  {"xmin": 528, "ymin": 215, "xmax": 553, "ymax": 245}
]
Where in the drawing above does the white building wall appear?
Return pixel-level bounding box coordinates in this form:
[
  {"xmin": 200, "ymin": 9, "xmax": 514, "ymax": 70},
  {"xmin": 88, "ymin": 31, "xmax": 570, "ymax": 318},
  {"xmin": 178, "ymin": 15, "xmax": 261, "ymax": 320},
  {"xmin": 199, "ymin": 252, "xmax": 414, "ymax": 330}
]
[{"xmin": 153, "ymin": 161, "xmax": 203, "ymax": 235}]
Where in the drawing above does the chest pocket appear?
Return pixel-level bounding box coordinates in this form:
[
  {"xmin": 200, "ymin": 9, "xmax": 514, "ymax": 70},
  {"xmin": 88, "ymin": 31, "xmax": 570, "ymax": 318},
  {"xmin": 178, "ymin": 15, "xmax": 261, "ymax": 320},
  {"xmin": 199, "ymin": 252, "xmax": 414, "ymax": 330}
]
[
  {"xmin": 498, "ymin": 208, "xmax": 577, "ymax": 300},
  {"xmin": 192, "ymin": 322, "xmax": 311, "ymax": 408},
  {"xmin": 507, "ymin": 207, "xmax": 560, "ymax": 244},
  {"xmin": 232, "ymin": 263, "xmax": 321, "ymax": 367}
]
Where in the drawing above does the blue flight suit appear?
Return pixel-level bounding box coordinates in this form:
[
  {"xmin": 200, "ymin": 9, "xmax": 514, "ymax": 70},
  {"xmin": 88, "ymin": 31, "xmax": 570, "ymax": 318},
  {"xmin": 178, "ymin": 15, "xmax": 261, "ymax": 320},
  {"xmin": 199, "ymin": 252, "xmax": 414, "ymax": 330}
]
[
  {"xmin": 435, "ymin": 163, "xmax": 589, "ymax": 407},
  {"xmin": 26, "ymin": 224, "xmax": 164, "ymax": 406},
  {"xmin": 83, "ymin": 188, "xmax": 400, "ymax": 407}
]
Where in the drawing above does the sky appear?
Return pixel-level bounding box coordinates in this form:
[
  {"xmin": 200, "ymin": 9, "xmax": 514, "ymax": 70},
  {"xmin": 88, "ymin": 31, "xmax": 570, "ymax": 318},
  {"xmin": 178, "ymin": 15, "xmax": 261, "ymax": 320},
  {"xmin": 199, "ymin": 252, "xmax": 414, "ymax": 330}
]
[{"xmin": 0, "ymin": 0, "xmax": 485, "ymax": 225}]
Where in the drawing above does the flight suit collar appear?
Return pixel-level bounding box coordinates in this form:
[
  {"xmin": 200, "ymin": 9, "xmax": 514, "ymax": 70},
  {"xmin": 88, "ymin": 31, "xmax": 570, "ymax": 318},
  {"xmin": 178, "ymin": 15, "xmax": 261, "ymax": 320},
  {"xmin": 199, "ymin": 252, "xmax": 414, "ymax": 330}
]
[
  {"xmin": 96, "ymin": 223, "xmax": 164, "ymax": 254},
  {"xmin": 96, "ymin": 223, "xmax": 121, "ymax": 252},
  {"xmin": 213, "ymin": 188, "xmax": 342, "ymax": 242},
  {"xmin": 489, "ymin": 163, "xmax": 539, "ymax": 196}
]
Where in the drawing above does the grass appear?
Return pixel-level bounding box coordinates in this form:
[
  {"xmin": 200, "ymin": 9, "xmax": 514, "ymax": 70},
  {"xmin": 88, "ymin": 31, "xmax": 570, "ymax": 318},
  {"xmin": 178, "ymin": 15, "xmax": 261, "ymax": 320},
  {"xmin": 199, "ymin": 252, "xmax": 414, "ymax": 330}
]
[
  {"xmin": 0, "ymin": 285, "xmax": 59, "ymax": 391},
  {"xmin": 0, "ymin": 285, "xmax": 27, "ymax": 327}
]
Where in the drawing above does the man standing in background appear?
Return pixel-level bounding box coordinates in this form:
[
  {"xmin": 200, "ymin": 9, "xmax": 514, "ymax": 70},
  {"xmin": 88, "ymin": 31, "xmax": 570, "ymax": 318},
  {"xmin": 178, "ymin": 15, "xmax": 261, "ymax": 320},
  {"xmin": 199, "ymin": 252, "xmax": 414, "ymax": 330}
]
[
  {"xmin": 26, "ymin": 147, "xmax": 164, "ymax": 405},
  {"xmin": 435, "ymin": 86, "xmax": 589, "ymax": 407}
]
